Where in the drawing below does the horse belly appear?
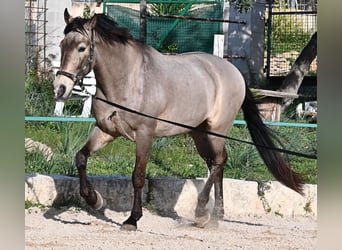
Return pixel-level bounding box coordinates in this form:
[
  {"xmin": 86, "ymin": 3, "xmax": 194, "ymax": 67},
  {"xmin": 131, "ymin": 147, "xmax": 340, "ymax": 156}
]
[
  {"xmin": 153, "ymin": 90, "xmax": 212, "ymax": 137},
  {"xmin": 154, "ymin": 118, "xmax": 204, "ymax": 137}
]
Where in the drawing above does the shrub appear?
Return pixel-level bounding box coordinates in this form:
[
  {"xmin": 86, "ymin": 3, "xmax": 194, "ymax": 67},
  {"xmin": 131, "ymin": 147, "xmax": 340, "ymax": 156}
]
[
  {"xmin": 25, "ymin": 70, "xmax": 55, "ymax": 116},
  {"xmin": 25, "ymin": 122, "xmax": 93, "ymax": 176}
]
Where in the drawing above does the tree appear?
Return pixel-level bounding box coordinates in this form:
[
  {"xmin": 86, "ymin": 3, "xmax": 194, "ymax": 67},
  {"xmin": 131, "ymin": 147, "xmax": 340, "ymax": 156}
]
[
  {"xmin": 279, "ymin": 32, "xmax": 317, "ymax": 109},
  {"xmin": 83, "ymin": 5, "xmax": 94, "ymax": 19}
]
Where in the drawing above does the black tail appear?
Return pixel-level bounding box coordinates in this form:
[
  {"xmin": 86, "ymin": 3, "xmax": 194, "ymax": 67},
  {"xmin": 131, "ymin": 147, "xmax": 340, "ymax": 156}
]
[{"xmin": 241, "ymin": 87, "xmax": 305, "ymax": 195}]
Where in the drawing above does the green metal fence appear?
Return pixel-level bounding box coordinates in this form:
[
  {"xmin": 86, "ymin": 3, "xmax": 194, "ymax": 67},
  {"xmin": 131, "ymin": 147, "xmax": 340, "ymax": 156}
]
[{"xmin": 103, "ymin": 0, "xmax": 224, "ymax": 54}]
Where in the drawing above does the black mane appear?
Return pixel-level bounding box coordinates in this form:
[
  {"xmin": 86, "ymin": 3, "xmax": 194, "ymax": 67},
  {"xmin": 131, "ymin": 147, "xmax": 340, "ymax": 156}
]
[{"xmin": 64, "ymin": 14, "xmax": 133, "ymax": 45}]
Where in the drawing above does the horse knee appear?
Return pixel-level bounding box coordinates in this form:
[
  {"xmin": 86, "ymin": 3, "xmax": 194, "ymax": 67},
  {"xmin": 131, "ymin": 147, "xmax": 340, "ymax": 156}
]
[{"xmin": 75, "ymin": 148, "xmax": 89, "ymax": 168}]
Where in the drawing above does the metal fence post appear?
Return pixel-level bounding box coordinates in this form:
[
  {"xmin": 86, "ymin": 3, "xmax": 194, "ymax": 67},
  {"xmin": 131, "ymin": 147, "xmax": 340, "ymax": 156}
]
[
  {"xmin": 140, "ymin": 0, "xmax": 147, "ymax": 44},
  {"xmin": 266, "ymin": 0, "xmax": 273, "ymax": 78},
  {"xmin": 213, "ymin": 34, "xmax": 224, "ymax": 58}
]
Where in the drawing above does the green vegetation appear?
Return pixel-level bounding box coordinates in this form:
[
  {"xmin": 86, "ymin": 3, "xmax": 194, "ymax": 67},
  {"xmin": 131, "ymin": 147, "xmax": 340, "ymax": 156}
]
[
  {"xmin": 25, "ymin": 119, "xmax": 317, "ymax": 184},
  {"xmin": 270, "ymin": 14, "xmax": 312, "ymax": 54},
  {"xmin": 149, "ymin": 2, "xmax": 188, "ymax": 15},
  {"xmin": 25, "ymin": 200, "xmax": 46, "ymax": 209},
  {"xmin": 25, "ymin": 70, "xmax": 55, "ymax": 116}
]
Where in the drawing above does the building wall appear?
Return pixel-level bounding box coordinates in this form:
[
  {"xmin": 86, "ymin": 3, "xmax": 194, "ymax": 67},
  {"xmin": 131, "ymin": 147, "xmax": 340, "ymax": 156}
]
[
  {"xmin": 224, "ymin": 0, "xmax": 266, "ymax": 86},
  {"xmin": 45, "ymin": 0, "xmax": 72, "ymax": 67}
]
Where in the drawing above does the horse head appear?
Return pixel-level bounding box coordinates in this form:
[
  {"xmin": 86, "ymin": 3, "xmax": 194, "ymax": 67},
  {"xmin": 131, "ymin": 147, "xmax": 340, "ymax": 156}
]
[{"xmin": 53, "ymin": 9, "xmax": 97, "ymax": 101}]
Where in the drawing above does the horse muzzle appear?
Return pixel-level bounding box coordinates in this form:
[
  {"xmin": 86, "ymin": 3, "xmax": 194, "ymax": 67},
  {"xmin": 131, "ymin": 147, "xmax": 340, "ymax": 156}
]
[
  {"xmin": 54, "ymin": 84, "xmax": 66, "ymax": 99},
  {"xmin": 53, "ymin": 81, "xmax": 73, "ymax": 101}
]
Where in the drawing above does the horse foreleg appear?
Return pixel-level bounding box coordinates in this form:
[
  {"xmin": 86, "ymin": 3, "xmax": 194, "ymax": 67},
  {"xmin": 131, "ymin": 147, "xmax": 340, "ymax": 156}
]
[
  {"xmin": 121, "ymin": 133, "xmax": 152, "ymax": 231},
  {"xmin": 75, "ymin": 126, "xmax": 115, "ymax": 209}
]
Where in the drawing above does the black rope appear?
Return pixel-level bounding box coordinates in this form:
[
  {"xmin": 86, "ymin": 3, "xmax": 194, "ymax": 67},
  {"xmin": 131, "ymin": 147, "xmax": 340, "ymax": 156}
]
[{"xmin": 94, "ymin": 96, "xmax": 317, "ymax": 160}]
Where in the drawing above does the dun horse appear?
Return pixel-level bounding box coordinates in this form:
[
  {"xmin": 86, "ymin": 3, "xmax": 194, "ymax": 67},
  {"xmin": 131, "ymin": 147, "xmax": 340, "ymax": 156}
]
[{"xmin": 53, "ymin": 9, "xmax": 304, "ymax": 231}]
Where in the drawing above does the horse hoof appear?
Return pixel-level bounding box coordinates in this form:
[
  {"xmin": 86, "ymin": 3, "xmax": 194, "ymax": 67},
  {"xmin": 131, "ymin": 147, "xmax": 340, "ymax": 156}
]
[
  {"xmin": 92, "ymin": 190, "xmax": 103, "ymax": 210},
  {"xmin": 194, "ymin": 212, "xmax": 211, "ymax": 228},
  {"xmin": 120, "ymin": 223, "xmax": 137, "ymax": 231}
]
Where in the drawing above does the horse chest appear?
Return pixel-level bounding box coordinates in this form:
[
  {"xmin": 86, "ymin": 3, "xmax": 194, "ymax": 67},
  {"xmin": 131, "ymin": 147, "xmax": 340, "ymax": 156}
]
[{"xmin": 97, "ymin": 110, "xmax": 136, "ymax": 141}]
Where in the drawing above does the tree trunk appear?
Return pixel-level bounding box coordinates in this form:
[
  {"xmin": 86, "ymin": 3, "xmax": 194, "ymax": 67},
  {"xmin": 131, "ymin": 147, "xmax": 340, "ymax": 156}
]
[{"xmin": 279, "ymin": 32, "xmax": 317, "ymax": 109}]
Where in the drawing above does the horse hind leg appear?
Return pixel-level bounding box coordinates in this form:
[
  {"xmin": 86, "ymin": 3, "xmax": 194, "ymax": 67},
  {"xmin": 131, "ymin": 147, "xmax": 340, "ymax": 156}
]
[
  {"xmin": 75, "ymin": 126, "xmax": 115, "ymax": 210},
  {"xmin": 190, "ymin": 129, "xmax": 227, "ymax": 227}
]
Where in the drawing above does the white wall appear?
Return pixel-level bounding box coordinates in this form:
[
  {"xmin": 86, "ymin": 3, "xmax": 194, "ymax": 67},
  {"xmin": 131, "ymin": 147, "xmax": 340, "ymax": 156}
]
[{"xmin": 45, "ymin": 0, "xmax": 72, "ymax": 67}]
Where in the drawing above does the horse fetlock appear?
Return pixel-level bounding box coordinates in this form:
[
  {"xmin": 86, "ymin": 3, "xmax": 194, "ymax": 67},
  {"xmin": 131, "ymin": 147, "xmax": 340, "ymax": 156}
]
[
  {"xmin": 213, "ymin": 207, "xmax": 224, "ymax": 220},
  {"xmin": 196, "ymin": 196, "xmax": 209, "ymax": 213},
  {"xmin": 80, "ymin": 187, "xmax": 101, "ymax": 209},
  {"xmin": 131, "ymin": 210, "xmax": 143, "ymax": 222},
  {"xmin": 92, "ymin": 190, "xmax": 104, "ymax": 210},
  {"xmin": 195, "ymin": 206, "xmax": 208, "ymax": 219}
]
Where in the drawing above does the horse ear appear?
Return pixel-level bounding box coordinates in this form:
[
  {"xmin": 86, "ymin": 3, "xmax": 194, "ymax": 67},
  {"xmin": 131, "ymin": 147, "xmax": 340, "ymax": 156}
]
[
  {"xmin": 64, "ymin": 8, "xmax": 72, "ymax": 24},
  {"xmin": 89, "ymin": 14, "xmax": 98, "ymax": 29}
]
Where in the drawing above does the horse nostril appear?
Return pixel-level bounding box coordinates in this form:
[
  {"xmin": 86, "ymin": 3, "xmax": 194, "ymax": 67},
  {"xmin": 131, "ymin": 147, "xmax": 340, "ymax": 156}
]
[{"xmin": 56, "ymin": 84, "xmax": 66, "ymax": 98}]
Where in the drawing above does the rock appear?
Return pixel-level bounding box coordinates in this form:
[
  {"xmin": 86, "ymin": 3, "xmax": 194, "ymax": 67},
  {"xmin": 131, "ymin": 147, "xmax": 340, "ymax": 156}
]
[{"xmin": 25, "ymin": 138, "xmax": 53, "ymax": 161}]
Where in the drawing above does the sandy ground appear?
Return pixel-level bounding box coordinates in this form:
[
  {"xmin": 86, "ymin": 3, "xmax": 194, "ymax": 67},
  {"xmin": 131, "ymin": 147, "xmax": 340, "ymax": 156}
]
[{"xmin": 25, "ymin": 206, "xmax": 317, "ymax": 250}]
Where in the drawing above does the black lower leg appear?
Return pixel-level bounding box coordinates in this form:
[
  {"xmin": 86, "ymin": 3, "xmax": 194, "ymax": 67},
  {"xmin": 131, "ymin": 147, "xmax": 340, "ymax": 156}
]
[
  {"xmin": 213, "ymin": 152, "xmax": 226, "ymax": 219},
  {"xmin": 122, "ymin": 164, "xmax": 146, "ymax": 230},
  {"xmin": 76, "ymin": 147, "xmax": 97, "ymax": 207},
  {"xmin": 213, "ymin": 174, "xmax": 224, "ymax": 219},
  {"xmin": 124, "ymin": 188, "xmax": 143, "ymax": 221},
  {"xmin": 195, "ymin": 176, "xmax": 214, "ymax": 218}
]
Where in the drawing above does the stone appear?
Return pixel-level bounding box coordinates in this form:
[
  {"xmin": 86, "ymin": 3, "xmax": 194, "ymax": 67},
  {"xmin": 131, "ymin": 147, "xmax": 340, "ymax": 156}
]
[{"xmin": 25, "ymin": 175, "xmax": 317, "ymax": 218}]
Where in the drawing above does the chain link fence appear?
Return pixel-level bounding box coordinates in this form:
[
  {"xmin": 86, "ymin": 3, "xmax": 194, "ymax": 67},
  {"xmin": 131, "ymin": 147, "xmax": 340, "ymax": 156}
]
[{"xmin": 265, "ymin": 0, "xmax": 317, "ymax": 77}]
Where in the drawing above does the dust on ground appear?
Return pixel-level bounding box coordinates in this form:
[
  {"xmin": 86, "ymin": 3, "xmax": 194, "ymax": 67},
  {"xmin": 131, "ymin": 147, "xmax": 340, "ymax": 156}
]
[{"xmin": 25, "ymin": 206, "xmax": 317, "ymax": 249}]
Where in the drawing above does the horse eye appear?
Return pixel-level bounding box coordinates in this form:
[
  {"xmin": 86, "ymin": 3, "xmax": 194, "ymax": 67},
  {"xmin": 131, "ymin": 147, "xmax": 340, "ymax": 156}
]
[{"xmin": 78, "ymin": 47, "xmax": 86, "ymax": 52}]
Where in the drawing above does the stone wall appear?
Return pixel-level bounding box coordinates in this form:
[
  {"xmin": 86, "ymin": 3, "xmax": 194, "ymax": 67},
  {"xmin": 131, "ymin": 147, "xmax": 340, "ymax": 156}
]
[{"xmin": 25, "ymin": 174, "xmax": 317, "ymax": 219}]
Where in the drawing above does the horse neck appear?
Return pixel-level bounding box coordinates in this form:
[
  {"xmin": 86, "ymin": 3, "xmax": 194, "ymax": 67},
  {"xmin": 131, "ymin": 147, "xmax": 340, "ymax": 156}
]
[{"xmin": 93, "ymin": 41, "xmax": 144, "ymax": 98}]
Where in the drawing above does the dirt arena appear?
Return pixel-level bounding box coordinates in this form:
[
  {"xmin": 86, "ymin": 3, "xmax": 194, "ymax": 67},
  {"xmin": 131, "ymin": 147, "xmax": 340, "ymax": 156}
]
[{"xmin": 25, "ymin": 206, "xmax": 317, "ymax": 249}]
